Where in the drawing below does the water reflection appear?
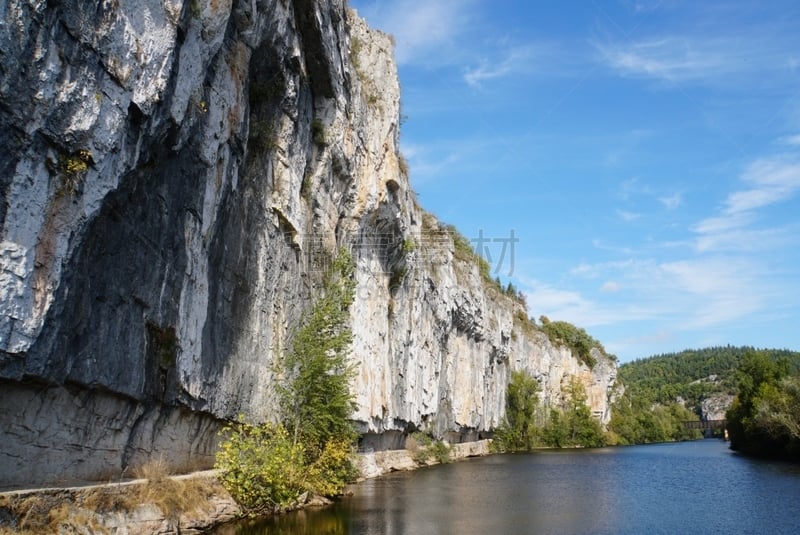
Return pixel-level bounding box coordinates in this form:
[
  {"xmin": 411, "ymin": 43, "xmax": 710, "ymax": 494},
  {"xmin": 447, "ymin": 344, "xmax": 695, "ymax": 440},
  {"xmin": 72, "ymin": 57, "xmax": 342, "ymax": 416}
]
[
  {"xmin": 214, "ymin": 440, "xmax": 800, "ymax": 535},
  {"xmin": 213, "ymin": 507, "xmax": 348, "ymax": 535}
]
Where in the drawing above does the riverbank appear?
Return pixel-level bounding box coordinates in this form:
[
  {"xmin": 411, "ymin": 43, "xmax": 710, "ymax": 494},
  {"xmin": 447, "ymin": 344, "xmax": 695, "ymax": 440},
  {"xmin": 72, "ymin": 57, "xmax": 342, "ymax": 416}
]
[{"xmin": 0, "ymin": 440, "xmax": 492, "ymax": 534}]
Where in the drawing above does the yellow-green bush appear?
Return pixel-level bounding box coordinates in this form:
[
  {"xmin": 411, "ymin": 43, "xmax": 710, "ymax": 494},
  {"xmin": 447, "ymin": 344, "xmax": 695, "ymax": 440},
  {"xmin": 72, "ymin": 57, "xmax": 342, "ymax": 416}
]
[
  {"xmin": 307, "ymin": 437, "xmax": 359, "ymax": 497},
  {"xmin": 215, "ymin": 419, "xmax": 307, "ymax": 516}
]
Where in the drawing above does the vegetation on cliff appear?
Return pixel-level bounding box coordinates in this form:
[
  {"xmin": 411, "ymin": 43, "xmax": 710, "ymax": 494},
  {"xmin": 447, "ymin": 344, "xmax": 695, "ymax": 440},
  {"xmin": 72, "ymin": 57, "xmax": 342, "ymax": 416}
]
[
  {"xmin": 727, "ymin": 351, "xmax": 800, "ymax": 460},
  {"xmin": 215, "ymin": 250, "xmax": 359, "ymax": 516},
  {"xmin": 493, "ymin": 371, "xmax": 606, "ymax": 451},
  {"xmin": 538, "ymin": 316, "xmax": 613, "ymax": 369}
]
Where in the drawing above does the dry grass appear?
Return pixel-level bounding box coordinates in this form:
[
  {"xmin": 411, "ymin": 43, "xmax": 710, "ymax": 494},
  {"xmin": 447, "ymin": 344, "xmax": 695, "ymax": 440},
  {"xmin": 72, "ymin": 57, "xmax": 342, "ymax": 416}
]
[
  {"xmin": 0, "ymin": 460, "xmax": 226, "ymax": 533},
  {"xmin": 91, "ymin": 458, "xmax": 219, "ymax": 519},
  {"xmin": 0, "ymin": 493, "xmax": 103, "ymax": 534}
]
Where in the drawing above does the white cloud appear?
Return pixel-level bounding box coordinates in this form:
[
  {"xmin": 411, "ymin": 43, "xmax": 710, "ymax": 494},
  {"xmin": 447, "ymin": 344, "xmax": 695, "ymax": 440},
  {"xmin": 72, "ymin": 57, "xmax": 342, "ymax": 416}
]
[
  {"xmin": 692, "ymin": 152, "xmax": 800, "ymax": 252},
  {"xmin": 523, "ymin": 283, "xmax": 587, "ymax": 315},
  {"xmin": 567, "ymin": 257, "xmax": 771, "ymax": 329},
  {"xmin": 659, "ymin": 259, "xmax": 766, "ymax": 327},
  {"xmin": 600, "ymin": 281, "xmax": 621, "ymax": 292},
  {"xmin": 691, "ymin": 213, "xmax": 751, "ymax": 235},
  {"xmin": 705, "ymin": 154, "xmax": 800, "ymax": 214},
  {"xmin": 694, "ymin": 226, "xmax": 794, "ymax": 253},
  {"xmin": 780, "ymin": 134, "xmax": 800, "ymax": 146},
  {"xmin": 616, "ymin": 209, "xmax": 641, "ymax": 222},
  {"xmin": 659, "ymin": 192, "xmax": 682, "ymax": 210}
]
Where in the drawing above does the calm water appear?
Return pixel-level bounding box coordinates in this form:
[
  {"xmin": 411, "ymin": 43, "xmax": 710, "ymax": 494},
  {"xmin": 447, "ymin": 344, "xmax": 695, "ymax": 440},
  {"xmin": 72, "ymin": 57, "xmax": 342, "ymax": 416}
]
[{"xmin": 214, "ymin": 440, "xmax": 800, "ymax": 534}]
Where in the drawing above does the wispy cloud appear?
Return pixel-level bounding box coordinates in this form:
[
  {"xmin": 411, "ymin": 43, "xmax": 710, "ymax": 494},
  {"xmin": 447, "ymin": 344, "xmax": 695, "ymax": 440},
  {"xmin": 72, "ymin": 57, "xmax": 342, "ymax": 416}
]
[
  {"xmin": 659, "ymin": 258, "xmax": 767, "ymax": 327},
  {"xmin": 729, "ymin": 156, "xmax": 800, "ymax": 212},
  {"xmin": 617, "ymin": 177, "xmax": 653, "ymax": 201},
  {"xmin": 616, "ymin": 209, "xmax": 642, "ymax": 222},
  {"xmin": 780, "ymin": 134, "xmax": 800, "ymax": 146},
  {"xmin": 595, "ymin": 37, "xmax": 730, "ymax": 83},
  {"xmin": 694, "ymin": 226, "xmax": 795, "ymax": 253},
  {"xmin": 659, "ymin": 192, "xmax": 682, "ymax": 209},
  {"xmin": 600, "ymin": 281, "xmax": 622, "ymax": 292},
  {"xmin": 692, "ymin": 151, "xmax": 800, "ymax": 252},
  {"xmin": 594, "ymin": 30, "xmax": 792, "ymax": 86},
  {"xmin": 463, "ymin": 46, "xmax": 538, "ymax": 87},
  {"xmin": 527, "ymin": 255, "xmax": 776, "ymax": 332},
  {"xmin": 402, "ymin": 144, "xmax": 461, "ymax": 183}
]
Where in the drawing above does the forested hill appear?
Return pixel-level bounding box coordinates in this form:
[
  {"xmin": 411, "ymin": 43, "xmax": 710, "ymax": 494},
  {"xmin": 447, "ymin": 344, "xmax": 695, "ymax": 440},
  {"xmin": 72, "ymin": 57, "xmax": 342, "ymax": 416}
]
[{"xmin": 619, "ymin": 346, "xmax": 800, "ymax": 407}]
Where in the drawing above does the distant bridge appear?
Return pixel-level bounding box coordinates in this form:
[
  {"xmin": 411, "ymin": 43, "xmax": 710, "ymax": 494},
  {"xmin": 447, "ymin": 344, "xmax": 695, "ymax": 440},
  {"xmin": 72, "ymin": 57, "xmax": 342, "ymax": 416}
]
[
  {"xmin": 684, "ymin": 419, "xmax": 727, "ymax": 438},
  {"xmin": 683, "ymin": 419, "xmax": 727, "ymax": 431}
]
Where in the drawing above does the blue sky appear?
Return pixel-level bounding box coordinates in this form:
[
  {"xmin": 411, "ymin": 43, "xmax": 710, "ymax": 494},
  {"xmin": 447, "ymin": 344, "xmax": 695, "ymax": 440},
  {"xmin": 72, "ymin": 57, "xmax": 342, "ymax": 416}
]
[{"xmin": 350, "ymin": 1, "xmax": 800, "ymax": 362}]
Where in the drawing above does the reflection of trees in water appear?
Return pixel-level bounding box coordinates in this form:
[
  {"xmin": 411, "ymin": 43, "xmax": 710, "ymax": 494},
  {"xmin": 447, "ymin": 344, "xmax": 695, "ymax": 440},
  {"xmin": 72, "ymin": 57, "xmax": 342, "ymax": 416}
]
[{"xmin": 218, "ymin": 506, "xmax": 346, "ymax": 535}]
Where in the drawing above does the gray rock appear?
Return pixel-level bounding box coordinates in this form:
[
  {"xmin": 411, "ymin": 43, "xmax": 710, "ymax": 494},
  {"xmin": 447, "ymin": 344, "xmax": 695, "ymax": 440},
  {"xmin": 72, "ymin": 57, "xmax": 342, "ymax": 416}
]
[{"xmin": 700, "ymin": 393, "xmax": 734, "ymax": 421}]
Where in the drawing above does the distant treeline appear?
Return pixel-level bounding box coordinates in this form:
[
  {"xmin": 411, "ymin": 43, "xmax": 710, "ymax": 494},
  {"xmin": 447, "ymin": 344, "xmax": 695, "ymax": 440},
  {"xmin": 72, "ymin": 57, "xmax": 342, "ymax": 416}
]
[
  {"xmin": 619, "ymin": 346, "xmax": 800, "ymax": 411},
  {"xmin": 610, "ymin": 346, "xmax": 800, "ymax": 449}
]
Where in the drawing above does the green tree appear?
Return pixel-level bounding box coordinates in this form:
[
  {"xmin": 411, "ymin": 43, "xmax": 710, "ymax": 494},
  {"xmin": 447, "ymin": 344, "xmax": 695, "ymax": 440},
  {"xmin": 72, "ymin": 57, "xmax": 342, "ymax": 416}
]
[
  {"xmin": 279, "ymin": 249, "xmax": 358, "ymax": 457},
  {"xmin": 216, "ymin": 249, "xmax": 360, "ymax": 514},
  {"xmin": 751, "ymin": 376, "xmax": 800, "ymax": 451},
  {"xmin": 609, "ymin": 388, "xmax": 702, "ymax": 445},
  {"xmin": 727, "ymin": 351, "xmax": 800, "ymax": 460},
  {"xmin": 493, "ymin": 371, "xmax": 541, "ymax": 451},
  {"xmin": 563, "ymin": 379, "xmax": 606, "ymax": 447},
  {"xmin": 541, "ymin": 379, "xmax": 606, "ymax": 448},
  {"xmin": 542, "ymin": 409, "xmax": 569, "ymax": 448}
]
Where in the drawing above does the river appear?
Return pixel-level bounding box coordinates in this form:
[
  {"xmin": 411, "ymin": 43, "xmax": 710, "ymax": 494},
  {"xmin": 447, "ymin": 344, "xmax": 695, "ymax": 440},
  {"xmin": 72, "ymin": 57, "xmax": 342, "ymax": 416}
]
[{"xmin": 213, "ymin": 440, "xmax": 800, "ymax": 534}]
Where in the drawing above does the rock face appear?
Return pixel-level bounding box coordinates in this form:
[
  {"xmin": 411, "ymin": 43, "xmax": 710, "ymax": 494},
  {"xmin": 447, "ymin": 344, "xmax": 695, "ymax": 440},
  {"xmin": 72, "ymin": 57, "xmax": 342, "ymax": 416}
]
[
  {"xmin": 700, "ymin": 393, "xmax": 734, "ymax": 422},
  {"xmin": 0, "ymin": 1, "xmax": 617, "ymax": 487}
]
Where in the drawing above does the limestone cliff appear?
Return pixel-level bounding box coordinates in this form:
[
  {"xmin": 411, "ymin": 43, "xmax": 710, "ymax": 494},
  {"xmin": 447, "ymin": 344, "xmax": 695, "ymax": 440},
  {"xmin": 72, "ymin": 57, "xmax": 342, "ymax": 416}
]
[{"xmin": 0, "ymin": 0, "xmax": 616, "ymax": 488}]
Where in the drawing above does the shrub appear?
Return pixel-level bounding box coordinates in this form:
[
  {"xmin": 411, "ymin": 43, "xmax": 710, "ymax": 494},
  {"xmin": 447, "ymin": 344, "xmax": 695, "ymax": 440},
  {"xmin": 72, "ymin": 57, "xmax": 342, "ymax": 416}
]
[
  {"xmin": 410, "ymin": 432, "xmax": 451, "ymax": 464},
  {"xmin": 56, "ymin": 149, "xmax": 92, "ymax": 196},
  {"xmin": 307, "ymin": 437, "xmax": 359, "ymax": 497},
  {"xmin": 398, "ymin": 152, "xmax": 409, "ymax": 177},
  {"xmin": 215, "ymin": 419, "xmax": 307, "ymax": 516},
  {"xmin": 249, "ymin": 120, "xmax": 277, "ymax": 152},
  {"xmin": 311, "ymin": 118, "xmax": 328, "ymax": 146},
  {"xmin": 429, "ymin": 440, "xmax": 452, "ymax": 464},
  {"xmin": 349, "ymin": 36, "xmax": 363, "ymax": 72}
]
